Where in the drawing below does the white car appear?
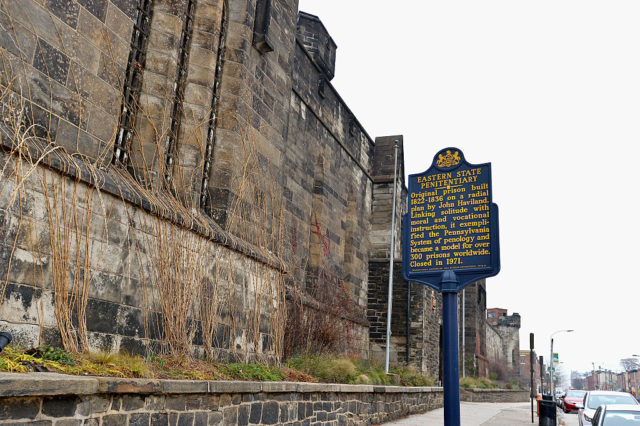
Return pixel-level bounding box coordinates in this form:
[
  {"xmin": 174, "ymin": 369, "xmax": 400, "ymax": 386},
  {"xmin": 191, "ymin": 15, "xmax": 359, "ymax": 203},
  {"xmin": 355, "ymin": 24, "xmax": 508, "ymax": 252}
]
[
  {"xmin": 578, "ymin": 391, "xmax": 639, "ymax": 425},
  {"xmin": 591, "ymin": 404, "xmax": 640, "ymax": 425}
]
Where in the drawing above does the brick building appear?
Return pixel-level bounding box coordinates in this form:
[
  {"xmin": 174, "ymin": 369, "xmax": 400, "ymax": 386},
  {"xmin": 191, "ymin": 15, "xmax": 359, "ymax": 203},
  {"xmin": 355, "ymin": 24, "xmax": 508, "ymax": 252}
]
[{"xmin": 519, "ymin": 350, "xmax": 542, "ymax": 394}]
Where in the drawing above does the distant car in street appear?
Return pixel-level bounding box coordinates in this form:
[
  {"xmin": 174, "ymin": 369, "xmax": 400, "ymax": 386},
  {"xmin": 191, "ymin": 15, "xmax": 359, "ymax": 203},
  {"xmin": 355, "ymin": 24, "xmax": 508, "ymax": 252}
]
[
  {"xmin": 563, "ymin": 390, "xmax": 587, "ymax": 413},
  {"xmin": 579, "ymin": 391, "xmax": 640, "ymax": 425},
  {"xmin": 591, "ymin": 404, "xmax": 640, "ymax": 425}
]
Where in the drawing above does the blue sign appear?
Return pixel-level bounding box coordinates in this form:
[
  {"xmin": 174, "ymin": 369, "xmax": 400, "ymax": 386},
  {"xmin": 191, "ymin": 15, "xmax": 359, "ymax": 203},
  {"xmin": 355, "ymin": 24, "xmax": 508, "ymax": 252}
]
[{"xmin": 402, "ymin": 148, "xmax": 500, "ymax": 292}]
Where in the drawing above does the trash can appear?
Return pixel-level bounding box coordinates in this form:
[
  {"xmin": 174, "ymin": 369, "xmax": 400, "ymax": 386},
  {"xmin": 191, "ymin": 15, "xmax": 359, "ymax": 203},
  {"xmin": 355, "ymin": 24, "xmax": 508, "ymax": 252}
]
[{"xmin": 538, "ymin": 395, "xmax": 557, "ymax": 426}]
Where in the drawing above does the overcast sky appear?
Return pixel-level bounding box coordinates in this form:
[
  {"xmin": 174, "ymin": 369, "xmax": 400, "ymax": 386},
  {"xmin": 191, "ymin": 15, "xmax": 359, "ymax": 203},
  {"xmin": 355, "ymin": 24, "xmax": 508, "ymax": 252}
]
[{"xmin": 297, "ymin": 0, "xmax": 640, "ymax": 375}]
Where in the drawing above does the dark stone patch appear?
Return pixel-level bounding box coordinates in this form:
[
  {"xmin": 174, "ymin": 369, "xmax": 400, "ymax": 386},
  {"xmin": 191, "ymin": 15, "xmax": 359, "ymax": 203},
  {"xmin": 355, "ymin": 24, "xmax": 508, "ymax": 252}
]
[
  {"xmin": 3, "ymin": 283, "xmax": 39, "ymax": 312},
  {"xmin": 85, "ymin": 298, "xmax": 119, "ymax": 334},
  {"xmin": 262, "ymin": 401, "xmax": 279, "ymax": 424},
  {"xmin": 45, "ymin": 0, "xmax": 79, "ymax": 28},
  {"xmin": 222, "ymin": 405, "xmax": 237, "ymax": 424},
  {"xmin": 261, "ymin": 333, "xmax": 273, "ymax": 352},
  {"xmin": 116, "ymin": 305, "xmax": 144, "ymax": 337},
  {"xmin": 33, "ymin": 38, "xmax": 70, "ymax": 85},
  {"xmin": 118, "ymin": 336, "xmax": 147, "ymax": 356},
  {"xmin": 150, "ymin": 413, "xmax": 168, "ymax": 426},
  {"xmin": 237, "ymin": 404, "xmax": 249, "ymax": 425},
  {"xmin": 250, "ymin": 402, "xmax": 262, "ymax": 423},
  {"xmin": 42, "ymin": 396, "xmax": 78, "ymax": 417},
  {"xmin": 110, "ymin": 0, "xmax": 138, "ymax": 20},
  {"xmin": 193, "ymin": 412, "xmax": 208, "ymax": 426},
  {"xmin": 279, "ymin": 405, "xmax": 289, "ymax": 423},
  {"xmin": 77, "ymin": 0, "xmax": 108, "ymax": 22},
  {"xmin": 129, "ymin": 413, "xmax": 150, "ymax": 426},
  {"xmin": 0, "ymin": 397, "xmax": 39, "ymax": 420},
  {"xmin": 212, "ymin": 323, "xmax": 230, "ymax": 349},
  {"xmin": 121, "ymin": 395, "xmax": 144, "ymax": 411},
  {"xmin": 177, "ymin": 412, "xmax": 193, "ymax": 426}
]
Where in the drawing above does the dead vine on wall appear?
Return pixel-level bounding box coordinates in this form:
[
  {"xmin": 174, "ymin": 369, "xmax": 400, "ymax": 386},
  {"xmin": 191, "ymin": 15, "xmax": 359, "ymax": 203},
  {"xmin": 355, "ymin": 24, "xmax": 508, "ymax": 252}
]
[{"xmin": 0, "ymin": 0, "xmax": 285, "ymax": 361}]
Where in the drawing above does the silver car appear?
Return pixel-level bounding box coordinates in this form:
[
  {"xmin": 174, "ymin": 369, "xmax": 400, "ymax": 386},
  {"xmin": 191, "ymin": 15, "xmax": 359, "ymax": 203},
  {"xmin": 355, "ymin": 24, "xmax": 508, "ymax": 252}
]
[
  {"xmin": 591, "ymin": 404, "xmax": 640, "ymax": 425},
  {"xmin": 579, "ymin": 391, "xmax": 639, "ymax": 425}
]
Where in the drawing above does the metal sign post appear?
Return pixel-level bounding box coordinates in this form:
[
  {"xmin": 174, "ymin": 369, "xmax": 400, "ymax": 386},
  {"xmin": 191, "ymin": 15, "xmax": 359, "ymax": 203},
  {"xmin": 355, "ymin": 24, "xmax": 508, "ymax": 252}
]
[
  {"xmin": 402, "ymin": 148, "xmax": 500, "ymax": 426},
  {"xmin": 530, "ymin": 333, "xmax": 535, "ymax": 423}
]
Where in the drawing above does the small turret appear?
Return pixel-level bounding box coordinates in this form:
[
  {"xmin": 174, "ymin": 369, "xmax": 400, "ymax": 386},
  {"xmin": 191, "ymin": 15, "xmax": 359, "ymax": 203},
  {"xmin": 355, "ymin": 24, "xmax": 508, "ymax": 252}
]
[{"xmin": 297, "ymin": 12, "xmax": 337, "ymax": 80}]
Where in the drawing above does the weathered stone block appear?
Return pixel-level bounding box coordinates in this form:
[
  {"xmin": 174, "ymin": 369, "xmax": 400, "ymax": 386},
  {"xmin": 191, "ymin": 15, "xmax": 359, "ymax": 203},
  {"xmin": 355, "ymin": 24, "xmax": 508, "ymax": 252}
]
[
  {"xmin": 33, "ymin": 39, "xmax": 70, "ymax": 85},
  {"xmin": 261, "ymin": 401, "xmax": 279, "ymax": 424},
  {"xmin": 129, "ymin": 412, "xmax": 151, "ymax": 426},
  {"xmin": 41, "ymin": 396, "xmax": 77, "ymax": 417},
  {"xmin": 0, "ymin": 397, "xmax": 40, "ymax": 420}
]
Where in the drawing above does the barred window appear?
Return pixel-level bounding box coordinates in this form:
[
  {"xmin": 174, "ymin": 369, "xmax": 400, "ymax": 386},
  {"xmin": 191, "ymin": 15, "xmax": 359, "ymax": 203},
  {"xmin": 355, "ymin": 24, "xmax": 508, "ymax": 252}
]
[{"xmin": 113, "ymin": 0, "xmax": 154, "ymax": 166}]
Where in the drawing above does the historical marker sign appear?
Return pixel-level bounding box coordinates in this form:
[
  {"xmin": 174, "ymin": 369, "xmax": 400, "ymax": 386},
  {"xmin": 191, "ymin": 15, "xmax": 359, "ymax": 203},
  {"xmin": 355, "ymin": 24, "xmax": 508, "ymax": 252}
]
[
  {"xmin": 401, "ymin": 147, "xmax": 501, "ymax": 425},
  {"xmin": 402, "ymin": 147, "xmax": 500, "ymax": 291}
]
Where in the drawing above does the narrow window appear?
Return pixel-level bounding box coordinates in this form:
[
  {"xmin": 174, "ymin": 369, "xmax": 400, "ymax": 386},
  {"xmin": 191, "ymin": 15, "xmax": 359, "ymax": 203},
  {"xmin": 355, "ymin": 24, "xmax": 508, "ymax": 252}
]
[
  {"xmin": 113, "ymin": 0, "xmax": 154, "ymax": 166},
  {"xmin": 253, "ymin": 0, "xmax": 273, "ymax": 53},
  {"xmin": 164, "ymin": 0, "xmax": 196, "ymax": 185},
  {"xmin": 200, "ymin": 1, "xmax": 228, "ymax": 209}
]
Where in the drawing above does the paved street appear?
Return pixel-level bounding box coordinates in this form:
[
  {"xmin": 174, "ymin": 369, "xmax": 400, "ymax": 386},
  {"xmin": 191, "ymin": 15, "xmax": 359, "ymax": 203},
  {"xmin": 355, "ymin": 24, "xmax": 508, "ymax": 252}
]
[{"xmin": 383, "ymin": 401, "xmax": 573, "ymax": 425}]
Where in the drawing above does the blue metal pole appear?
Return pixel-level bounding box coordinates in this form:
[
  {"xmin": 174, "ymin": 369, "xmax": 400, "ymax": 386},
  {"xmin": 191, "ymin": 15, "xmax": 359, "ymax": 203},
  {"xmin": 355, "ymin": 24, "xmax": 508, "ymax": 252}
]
[{"xmin": 442, "ymin": 272, "xmax": 461, "ymax": 426}]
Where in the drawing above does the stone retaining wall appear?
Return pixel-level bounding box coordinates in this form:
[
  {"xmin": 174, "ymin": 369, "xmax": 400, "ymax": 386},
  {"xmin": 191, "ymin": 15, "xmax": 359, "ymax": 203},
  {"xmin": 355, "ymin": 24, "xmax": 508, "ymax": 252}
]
[
  {"xmin": 460, "ymin": 388, "xmax": 529, "ymax": 403},
  {"xmin": 0, "ymin": 373, "xmax": 443, "ymax": 425}
]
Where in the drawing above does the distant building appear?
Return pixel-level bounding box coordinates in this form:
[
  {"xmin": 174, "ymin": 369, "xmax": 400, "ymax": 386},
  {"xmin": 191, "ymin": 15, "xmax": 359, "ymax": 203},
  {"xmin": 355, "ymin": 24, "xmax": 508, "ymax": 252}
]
[
  {"xmin": 520, "ymin": 350, "xmax": 542, "ymax": 394},
  {"xmin": 460, "ymin": 281, "xmax": 489, "ymax": 377},
  {"xmin": 486, "ymin": 308, "xmax": 521, "ymax": 381}
]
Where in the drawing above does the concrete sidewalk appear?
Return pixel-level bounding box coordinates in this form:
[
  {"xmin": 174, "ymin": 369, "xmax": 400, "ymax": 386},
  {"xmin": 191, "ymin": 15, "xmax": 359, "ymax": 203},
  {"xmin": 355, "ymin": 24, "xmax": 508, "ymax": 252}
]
[{"xmin": 383, "ymin": 401, "xmax": 568, "ymax": 425}]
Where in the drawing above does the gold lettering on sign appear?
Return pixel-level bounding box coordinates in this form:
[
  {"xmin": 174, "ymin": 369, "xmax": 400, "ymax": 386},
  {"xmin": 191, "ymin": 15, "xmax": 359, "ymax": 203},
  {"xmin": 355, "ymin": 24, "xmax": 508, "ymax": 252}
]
[{"xmin": 408, "ymin": 165, "xmax": 491, "ymax": 272}]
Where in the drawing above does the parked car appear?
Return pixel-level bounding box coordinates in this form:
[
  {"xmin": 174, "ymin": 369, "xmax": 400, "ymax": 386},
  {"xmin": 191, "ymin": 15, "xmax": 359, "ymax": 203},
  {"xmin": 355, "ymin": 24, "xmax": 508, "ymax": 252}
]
[
  {"xmin": 591, "ymin": 404, "xmax": 640, "ymax": 425},
  {"xmin": 564, "ymin": 390, "xmax": 587, "ymax": 413},
  {"xmin": 579, "ymin": 391, "xmax": 639, "ymax": 425}
]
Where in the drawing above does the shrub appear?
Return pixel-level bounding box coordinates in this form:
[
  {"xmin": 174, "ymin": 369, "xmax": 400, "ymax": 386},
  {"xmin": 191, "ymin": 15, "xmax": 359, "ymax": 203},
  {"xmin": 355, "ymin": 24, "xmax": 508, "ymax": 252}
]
[
  {"xmin": 355, "ymin": 374, "xmax": 372, "ymax": 384},
  {"xmin": 323, "ymin": 359, "xmax": 356, "ymax": 383}
]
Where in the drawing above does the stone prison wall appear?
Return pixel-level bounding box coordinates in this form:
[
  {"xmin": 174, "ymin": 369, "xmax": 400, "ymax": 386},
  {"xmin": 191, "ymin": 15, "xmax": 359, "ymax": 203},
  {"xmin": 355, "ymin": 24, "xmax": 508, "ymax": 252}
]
[{"xmin": 0, "ymin": 0, "xmax": 382, "ymax": 360}]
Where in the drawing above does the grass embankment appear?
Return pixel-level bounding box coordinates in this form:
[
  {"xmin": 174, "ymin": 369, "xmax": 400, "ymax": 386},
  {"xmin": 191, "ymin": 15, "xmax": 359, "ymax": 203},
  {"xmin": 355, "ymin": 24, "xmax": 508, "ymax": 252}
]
[
  {"xmin": 459, "ymin": 376, "xmax": 499, "ymax": 389},
  {"xmin": 286, "ymin": 354, "xmax": 434, "ymax": 386},
  {"xmin": 0, "ymin": 346, "xmax": 434, "ymax": 386}
]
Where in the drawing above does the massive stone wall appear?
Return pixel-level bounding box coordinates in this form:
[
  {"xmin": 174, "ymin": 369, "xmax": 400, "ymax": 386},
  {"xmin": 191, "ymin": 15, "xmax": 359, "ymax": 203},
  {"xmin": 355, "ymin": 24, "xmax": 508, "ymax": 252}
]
[
  {"xmin": 367, "ymin": 261, "xmax": 442, "ymax": 380},
  {"xmin": 0, "ymin": 0, "xmax": 381, "ymax": 360},
  {"xmin": 366, "ymin": 136, "xmax": 443, "ymax": 379}
]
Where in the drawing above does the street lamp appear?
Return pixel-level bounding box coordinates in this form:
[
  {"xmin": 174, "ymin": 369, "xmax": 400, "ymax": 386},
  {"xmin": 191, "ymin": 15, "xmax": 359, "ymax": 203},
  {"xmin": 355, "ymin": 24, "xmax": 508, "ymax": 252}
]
[{"xmin": 550, "ymin": 329, "xmax": 574, "ymax": 397}]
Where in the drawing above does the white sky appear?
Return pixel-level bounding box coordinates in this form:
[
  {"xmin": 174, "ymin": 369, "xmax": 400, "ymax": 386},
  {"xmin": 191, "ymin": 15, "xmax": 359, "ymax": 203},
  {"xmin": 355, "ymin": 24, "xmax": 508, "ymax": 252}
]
[{"xmin": 297, "ymin": 0, "xmax": 640, "ymax": 374}]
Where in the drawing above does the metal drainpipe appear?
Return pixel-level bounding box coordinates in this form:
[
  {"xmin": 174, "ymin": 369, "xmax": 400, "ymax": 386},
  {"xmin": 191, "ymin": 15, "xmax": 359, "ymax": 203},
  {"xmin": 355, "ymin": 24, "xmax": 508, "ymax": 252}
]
[{"xmin": 384, "ymin": 140, "xmax": 399, "ymax": 374}]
